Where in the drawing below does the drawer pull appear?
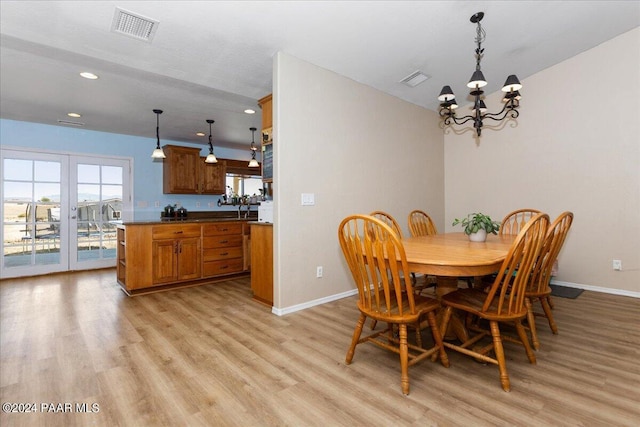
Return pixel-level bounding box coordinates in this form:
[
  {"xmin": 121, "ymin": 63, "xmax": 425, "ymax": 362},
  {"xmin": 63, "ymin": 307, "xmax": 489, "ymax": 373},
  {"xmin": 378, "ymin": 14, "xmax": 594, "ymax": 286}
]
[
  {"xmin": 220, "ymin": 252, "xmax": 228, "ymax": 256},
  {"xmin": 221, "ymin": 265, "xmax": 228, "ymax": 269},
  {"xmin": 219, "ymin": 240, "xmax": 228, "ymax": 244},
  {"xmin": 220, "ymin": 228, "xmax": 228, "ymax": 232},
  {"xmin": 174, "ymin": 231, "xmax": 183, "ymax": 234}
]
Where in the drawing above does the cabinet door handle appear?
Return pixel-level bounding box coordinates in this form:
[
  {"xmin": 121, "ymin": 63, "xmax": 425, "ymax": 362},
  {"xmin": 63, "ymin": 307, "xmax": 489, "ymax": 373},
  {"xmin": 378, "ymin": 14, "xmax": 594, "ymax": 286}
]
[{"xmin": 175, "ymin": 242, "xmax": 179, "ymax": 254}]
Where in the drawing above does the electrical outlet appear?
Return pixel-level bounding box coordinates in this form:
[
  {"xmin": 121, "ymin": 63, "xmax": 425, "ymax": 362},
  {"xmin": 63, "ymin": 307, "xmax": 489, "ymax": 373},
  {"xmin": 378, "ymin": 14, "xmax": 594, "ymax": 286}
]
[
  {"xmin": 196, "ymin": 202, "xmax": 201, "ymax": 208},
  {"xmin": 613, "ymin": 259, "xmax": 622, "ymax": 271},
  {"xmin": 316, "ymin": 266, "xmax": 323, "ymax": 278},
  {"xmin": 154, "ymin": 201, "xmax": 160, "ymax": 208}
]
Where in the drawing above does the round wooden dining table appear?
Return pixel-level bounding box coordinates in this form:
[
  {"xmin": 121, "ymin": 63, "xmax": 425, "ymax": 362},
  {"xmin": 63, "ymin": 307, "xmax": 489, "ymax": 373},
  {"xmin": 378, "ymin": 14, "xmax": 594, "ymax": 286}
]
[{"xmin": 401, "ymin": 232, "xmax": 516, "ymax": 341}]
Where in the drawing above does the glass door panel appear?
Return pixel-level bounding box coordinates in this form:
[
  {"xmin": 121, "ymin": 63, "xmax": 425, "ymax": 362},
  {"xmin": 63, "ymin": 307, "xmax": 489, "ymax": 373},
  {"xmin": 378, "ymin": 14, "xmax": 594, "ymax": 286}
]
[
  {"xmin": 70, "ymin": 157, "xmax": 129, "ymax": 270},
  {"xmin": 1, "ymin": 152, "xmax": 68, "ymax": 277}
]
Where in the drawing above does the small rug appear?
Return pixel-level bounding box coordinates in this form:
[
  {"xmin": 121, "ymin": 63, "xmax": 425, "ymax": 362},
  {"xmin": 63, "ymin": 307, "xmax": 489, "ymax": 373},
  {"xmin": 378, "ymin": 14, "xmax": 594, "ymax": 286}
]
[{"xmin": 550, "ymin": 284, "xmax": 584, "ymax": 299}]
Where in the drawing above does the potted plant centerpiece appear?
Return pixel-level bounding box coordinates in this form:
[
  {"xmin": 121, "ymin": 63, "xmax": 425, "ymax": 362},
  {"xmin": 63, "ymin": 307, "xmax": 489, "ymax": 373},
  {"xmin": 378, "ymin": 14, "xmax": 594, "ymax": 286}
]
[{"xmin": 452, "ymin": 213, "xmax": 501, "ymax": 242}]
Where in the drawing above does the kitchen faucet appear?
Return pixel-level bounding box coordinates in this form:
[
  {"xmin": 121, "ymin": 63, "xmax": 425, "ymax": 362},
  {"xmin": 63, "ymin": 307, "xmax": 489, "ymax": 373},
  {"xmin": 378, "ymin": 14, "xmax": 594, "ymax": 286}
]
[{"xmin": 238, "ymin": 204, "xmax": 250, "ymax": 219}]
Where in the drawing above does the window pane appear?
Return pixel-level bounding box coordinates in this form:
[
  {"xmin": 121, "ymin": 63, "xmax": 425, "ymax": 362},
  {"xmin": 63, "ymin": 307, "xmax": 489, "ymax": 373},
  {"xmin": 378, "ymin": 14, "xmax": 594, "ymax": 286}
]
[
  {"xmin": 102, "ymin": 166, "xmax": 122, "ymax": 184},
  {"xmin": 34, "ymin": 183, "xmax": 60, "ymax": 203},
  {"xmin": 3, "ymin": 159, "xmax": 32, "ymax": 181},
  {"xmin": 4, "ymin": 181, "xmax": 32, "ymax": 201},
  {"xmin": 102, "ymin": 184, "xmax": 122, "ymax": 200},
  {"xmin": 34, "ymin": 161, "xmax": 61, "ymax": 182},
  {"xmin": 77, "ymin": 184, "xmax": 100, "ymax": 202},
  {"xmin": 78, "ymin": 164, "xmax": 100, "ymax": 184}
]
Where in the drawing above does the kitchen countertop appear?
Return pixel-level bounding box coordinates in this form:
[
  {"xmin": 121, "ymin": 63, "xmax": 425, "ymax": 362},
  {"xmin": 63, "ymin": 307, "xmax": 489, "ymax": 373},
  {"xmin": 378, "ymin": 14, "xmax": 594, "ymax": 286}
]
[{"xmin": 119, "ymin": 217, "xmax": 258, "ymax": 226}]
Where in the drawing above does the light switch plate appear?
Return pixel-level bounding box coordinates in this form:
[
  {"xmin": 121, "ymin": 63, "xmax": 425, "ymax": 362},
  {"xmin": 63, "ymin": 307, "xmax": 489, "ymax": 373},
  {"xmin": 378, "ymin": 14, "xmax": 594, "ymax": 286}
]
[{"xmin": 301, "ymin": 193, "xmax": 315, "ymax": 206}]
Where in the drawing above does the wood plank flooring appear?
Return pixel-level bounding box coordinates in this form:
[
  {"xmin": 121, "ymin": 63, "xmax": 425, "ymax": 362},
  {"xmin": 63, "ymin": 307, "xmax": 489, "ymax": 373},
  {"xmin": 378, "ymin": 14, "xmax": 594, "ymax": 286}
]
[{"xmin": 1, "ymin": 269, "xmax": 639, "ymax": 426}]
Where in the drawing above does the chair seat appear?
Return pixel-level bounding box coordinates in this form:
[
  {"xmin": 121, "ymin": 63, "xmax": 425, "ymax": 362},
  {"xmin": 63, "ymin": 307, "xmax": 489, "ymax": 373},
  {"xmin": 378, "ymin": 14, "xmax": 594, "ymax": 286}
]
[
  {"xmin": 441, "ymin": 288, "xmax": 527, "ymax": 321},
  {"xmin": 359, "ymin": 294, "xmax": 440, "ymax": 324}
]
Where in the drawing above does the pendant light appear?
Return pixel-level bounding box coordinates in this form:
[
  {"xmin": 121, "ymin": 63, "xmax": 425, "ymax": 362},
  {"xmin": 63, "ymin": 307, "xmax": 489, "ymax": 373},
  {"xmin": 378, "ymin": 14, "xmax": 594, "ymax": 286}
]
[
  {"xmin": 151, "ymin": 109, "xmax": 166, "ymax": 159},
  {"xmin": 204, "ymin": 119, "xmax": 218, "ymax": 163},
  {"xmin": 248, "ymin": 127, "xmax": 259, "ymax": 167}
]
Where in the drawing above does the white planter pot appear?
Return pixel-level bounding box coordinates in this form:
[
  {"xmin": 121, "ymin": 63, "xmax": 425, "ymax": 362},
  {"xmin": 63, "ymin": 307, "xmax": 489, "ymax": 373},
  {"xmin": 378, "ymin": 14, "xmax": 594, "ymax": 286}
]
[{"xmin": 468, "ymin": 229, "xmax": 487, "ymax": 242}]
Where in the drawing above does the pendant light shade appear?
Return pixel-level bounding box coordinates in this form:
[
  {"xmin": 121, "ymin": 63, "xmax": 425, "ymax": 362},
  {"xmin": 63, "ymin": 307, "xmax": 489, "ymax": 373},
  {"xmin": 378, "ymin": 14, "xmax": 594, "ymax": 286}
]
[
  {"xmin": 151, "ymin": 109, "xmax": 166, "ymax": 159},
  {"xmin": 248, "ymin": 127, "xmax": 259, "ymax": 167},
  {"xmin": 204, "ymin": 119, "xmax": 218, "ymax": 163}
]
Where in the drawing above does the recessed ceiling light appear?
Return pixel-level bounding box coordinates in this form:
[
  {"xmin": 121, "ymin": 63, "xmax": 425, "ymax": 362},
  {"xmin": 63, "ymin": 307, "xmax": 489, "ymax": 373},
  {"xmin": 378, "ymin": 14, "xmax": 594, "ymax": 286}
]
[
  {"xmin": 80, "ymin": 72, "xmax": 99, "ymax": 80},
  {"xmin": 67, "ymin": 112, "xmax": 82, "ymax": 118},
  {"xmin": 244, "ymin": 109, "xmax": 255, "ymax": 114},
  {"xmin": 195, "ymin": 132, "xmax": 205, "ymax": 137}
]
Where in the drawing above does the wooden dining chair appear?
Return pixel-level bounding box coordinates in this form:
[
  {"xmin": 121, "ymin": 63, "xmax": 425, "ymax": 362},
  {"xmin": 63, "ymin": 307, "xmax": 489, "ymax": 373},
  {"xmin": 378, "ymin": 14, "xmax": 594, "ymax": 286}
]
[
  {"xmin": 338, "ymin": 214, "xmax": 449, "ymax": 395},
  {"xmin": 369, "ymin": 211, "xmax": 420, "ymax": 336},
  {"xmin": 439, "ymin": 212, "xmax": 549, "ymax": 392},
  {"xmin": 524, "ymin": 211, "xmax": 573, "ymax": 350},
  {"xmin": 499, "ymin": 208, "xmax": 542, "ymax": 235},
  {"xmin": 408, "ymin": 210, "xmax": 438, "ymax": 237},
  {"xmin": 370, "ymin": 211, "xmax": 403, "ymax": 237}
]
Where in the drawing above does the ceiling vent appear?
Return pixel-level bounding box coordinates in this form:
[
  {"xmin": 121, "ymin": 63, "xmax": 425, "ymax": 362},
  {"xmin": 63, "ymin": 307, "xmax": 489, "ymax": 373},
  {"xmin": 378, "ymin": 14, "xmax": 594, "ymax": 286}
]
[
  {"xmin": 400, "ymin": 71, "xmax": 430, "ymax": 88},
  {"xmin": 57, "ymin": 119, "xmax": 85, "ymax": 127},
  {"xmin": 111, "ymin": 7, "xmax": 159, "ymax": 42}
]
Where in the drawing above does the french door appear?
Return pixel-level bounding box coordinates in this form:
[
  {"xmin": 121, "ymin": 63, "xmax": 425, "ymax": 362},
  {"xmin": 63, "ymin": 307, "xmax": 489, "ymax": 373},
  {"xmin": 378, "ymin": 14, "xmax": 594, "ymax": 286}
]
[{"xmin": 1, "ymin": 148, "xmax": 132, "ymax": 278}]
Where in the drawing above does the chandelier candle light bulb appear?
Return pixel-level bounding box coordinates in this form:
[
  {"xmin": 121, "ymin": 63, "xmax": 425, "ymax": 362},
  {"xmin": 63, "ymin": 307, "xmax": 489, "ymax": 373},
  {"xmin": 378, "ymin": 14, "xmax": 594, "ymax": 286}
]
[{"xmin": 438, "ymin": 12, "xmax": 522, "ymax": 137}]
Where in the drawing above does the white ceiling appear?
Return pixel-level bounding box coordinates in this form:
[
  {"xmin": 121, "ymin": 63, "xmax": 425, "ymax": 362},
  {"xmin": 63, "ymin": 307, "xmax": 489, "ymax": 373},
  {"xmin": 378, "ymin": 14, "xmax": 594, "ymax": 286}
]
[{"xmin": 1, "ymin": 1, "xmax": 638, "ymax": 150}]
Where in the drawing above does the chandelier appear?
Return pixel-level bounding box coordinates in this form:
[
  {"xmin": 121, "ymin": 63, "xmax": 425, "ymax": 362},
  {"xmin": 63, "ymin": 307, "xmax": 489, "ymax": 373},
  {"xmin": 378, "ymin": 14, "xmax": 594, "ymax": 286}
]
[{"xmin": 437, "ymin": 12, "xmax": 522, "ymax": 137}]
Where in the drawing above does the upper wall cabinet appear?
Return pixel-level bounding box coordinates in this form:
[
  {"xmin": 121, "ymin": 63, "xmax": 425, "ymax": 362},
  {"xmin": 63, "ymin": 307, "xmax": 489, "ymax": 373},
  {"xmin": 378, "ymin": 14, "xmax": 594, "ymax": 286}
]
[
  {"xmin": 162, "ymin": 145, "xmax": 226, "ymax": 194},
  {"xmin": 258, "ymin": 94, "xmax": 273, "ymax": 184}
]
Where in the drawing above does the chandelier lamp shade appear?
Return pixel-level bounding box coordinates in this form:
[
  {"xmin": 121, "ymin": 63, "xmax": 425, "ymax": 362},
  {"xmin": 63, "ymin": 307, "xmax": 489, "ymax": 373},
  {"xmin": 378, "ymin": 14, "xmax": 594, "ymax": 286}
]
[
  {"xmin": 248, "ymin": 127, "xmax": 259, "ymax": 167},
  {"xmin": 438, "ymin": 12, "xmax": 522, "ymax": 137},
  {"xmin": 204, "ymin": 119, "xmax": 218, "ymax": 163},
  {"xmin": 151, "ymin": 109, "xmax": 166, "ymax": 159}
]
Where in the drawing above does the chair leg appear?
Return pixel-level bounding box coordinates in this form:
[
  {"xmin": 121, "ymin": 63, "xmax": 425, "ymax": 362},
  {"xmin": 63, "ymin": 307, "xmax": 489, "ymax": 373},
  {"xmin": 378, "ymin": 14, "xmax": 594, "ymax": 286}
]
[
  {"xmin": 540, "ymin": 297, "xmax": 558, "ymax": 334},
  {"xmin": 546, "ymin": 295, "xmax": 555, "ymax": 309},
  {"xmin": 425, "ymin": 311, "xmax": 449, "ymax": 367},
  {"xmin": 515, "ymin": 320, "xmax": 537, "ymax": 364},
  {"xmin": 370, "ymin": 318, "xmax": 378, "ymax": 330},
  {"xmin": 525, "ymin": 297, "xmax": 540, "ymax": 350},
  {"xmin": 399, "ymin": 324, "xmax": 410, "ymax": 395},
  {"xmin": 346, "ymin": 313, "xmax": 366, "ymax": 364},
  {"xmin": 489, "ymin": 321, "xmax": 510, "ymax": 392}
]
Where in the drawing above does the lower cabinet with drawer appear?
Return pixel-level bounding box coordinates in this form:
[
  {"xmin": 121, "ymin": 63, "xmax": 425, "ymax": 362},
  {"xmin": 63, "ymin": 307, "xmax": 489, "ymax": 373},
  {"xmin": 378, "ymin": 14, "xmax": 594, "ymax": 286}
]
[
  {"xmin": 116, "ymin": 220, "xmax": 248, "ymax": 296},
  {"xmin": 202, "ymin": 222, "xmax": 245, "ymax": 278},
  {"xmin": 151, "ymin": 223, "xmax": 202, "ymax": 285}
]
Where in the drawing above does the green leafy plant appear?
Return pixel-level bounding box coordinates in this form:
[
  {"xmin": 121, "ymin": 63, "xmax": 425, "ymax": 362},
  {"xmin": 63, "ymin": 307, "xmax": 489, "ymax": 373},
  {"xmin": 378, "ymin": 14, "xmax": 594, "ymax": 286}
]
[{"xmin": 452, "ymin": 213, "xmax": 501, "ymax": 235}]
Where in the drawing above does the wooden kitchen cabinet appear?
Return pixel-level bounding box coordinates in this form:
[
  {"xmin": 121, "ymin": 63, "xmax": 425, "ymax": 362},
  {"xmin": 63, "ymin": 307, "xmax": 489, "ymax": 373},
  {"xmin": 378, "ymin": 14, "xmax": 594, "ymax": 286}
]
[
  {"xmin": 117, "ymin": 220, "xmax": 249, "ymax": 295},
  {"xmin": 250, "ymin": 223, "xmax": 273, "ymax": 306},
  {"xmin": 202, "ymin": 222, "xmax": 244, "ymax": 277},
  {"xmin": 151, "ymin": 224, "xmax": 201, "ymax": 284},
  {"xmin": 162, "ymin": 145, "xmax": 226, "ymax": 194},
  {"xmin": 258, "ymin": 94, "xmax": 272, "ymax": 130},
  {"xmin": 200, "ymin": 157, "xmax": 226, "ymax": 194}
]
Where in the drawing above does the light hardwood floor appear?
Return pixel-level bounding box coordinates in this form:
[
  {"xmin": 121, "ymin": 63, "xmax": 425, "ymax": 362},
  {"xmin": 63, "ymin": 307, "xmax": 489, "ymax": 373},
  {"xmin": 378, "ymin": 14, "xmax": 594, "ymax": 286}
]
[{"xmin": 1, "ymin": 269, "xmax": 639, "ymax": 426}]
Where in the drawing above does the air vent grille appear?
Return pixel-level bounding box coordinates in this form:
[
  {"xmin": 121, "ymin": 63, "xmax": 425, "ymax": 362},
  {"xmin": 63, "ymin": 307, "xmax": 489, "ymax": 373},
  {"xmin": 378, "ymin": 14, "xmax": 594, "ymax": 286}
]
[
  {"xmin": 57, "ymin": 120, "xmax": 85, "ymax": 127},
  {"xmin": 111, "ymin": 8, "xmax": 159, "ymax": 42},
  {"xmin": 400, "ymin": 71, "xmax": 430, "ymax": 87}
]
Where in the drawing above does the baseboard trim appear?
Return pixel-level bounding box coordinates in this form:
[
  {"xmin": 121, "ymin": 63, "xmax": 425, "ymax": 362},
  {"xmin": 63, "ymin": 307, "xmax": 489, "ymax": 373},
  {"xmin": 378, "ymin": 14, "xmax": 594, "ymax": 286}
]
[
  {"xmin": 550, "ymin": 279, "xmax": 640, "ymax": 299},
  {"xmin": 273, "ymin": 280, "xmax": 639, "ymax": 316},
  {"xmin": 272, "ymin": 288, "xmax": 358, "ymax": 316}
]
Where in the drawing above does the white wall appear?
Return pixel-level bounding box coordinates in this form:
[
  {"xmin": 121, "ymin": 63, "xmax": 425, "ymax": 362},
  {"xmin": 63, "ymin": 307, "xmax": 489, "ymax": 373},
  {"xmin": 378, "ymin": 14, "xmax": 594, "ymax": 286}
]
[
  {"xmin": 444, "ymin": 28, "xmax": 640, "ymax": 295},
  {"xmin": 273, "ymin": 52, "xmax": 444, "ymax": 312}
]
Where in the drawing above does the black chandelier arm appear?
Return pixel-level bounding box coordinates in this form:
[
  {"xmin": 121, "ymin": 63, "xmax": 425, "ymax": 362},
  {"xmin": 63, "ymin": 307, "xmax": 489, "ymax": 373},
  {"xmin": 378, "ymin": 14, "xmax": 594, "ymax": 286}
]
[
  {"xmin": 442, "ymin": 113, "xmax": 477, "ymax": 126},
  {"xmin": 481, "ymin": 104, "xmax": 520, "ymax": 123}
]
